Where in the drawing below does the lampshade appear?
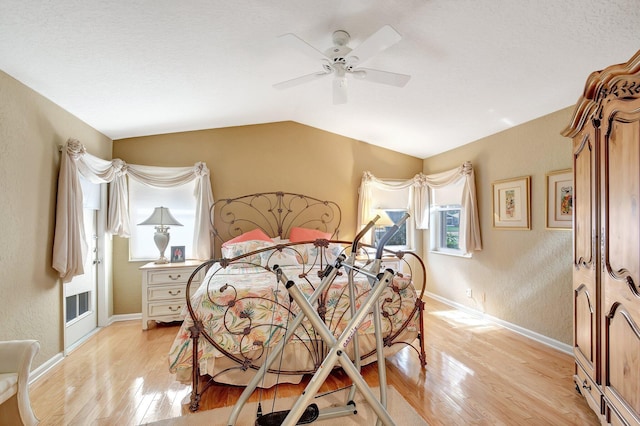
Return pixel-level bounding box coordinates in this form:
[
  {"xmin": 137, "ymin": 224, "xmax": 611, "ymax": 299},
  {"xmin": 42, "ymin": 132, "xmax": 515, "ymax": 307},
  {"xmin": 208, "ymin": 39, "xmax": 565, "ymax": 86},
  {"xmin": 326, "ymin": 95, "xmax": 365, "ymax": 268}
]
[
  {"xmin": 138, "ymin": 207, "xmax": 183, "ymax": 227},
  {"xmin": 372, "ymin": 209, "xmax": 394, "ymax": 227},
  {"xmin": 138, "ymin": 207, "xmax": 182, "ymax": 264}
]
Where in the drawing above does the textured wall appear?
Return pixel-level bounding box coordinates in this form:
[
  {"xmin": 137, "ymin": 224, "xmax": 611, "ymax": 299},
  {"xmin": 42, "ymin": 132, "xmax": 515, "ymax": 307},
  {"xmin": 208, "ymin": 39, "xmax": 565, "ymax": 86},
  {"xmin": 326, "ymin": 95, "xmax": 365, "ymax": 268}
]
[
  {"xmin": 112, "ymin": 122, "xmax": 424, "ymax": 314},
  {"xmin": 0, "ymin": 70, "xmax": 112, "ymax": 367},
  {"xmin": 422, "ymin": 107, "xmax": 573, "ymax": 344}
]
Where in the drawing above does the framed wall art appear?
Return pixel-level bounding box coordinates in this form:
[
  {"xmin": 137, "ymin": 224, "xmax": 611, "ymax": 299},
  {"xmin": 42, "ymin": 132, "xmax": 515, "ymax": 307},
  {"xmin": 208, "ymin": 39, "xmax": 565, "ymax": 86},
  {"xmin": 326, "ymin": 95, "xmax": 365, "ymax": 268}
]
[
  {"xmin": 492, "ymin": 176, "xmax": 531, "ymax": 230},
  {"xmin": 546, "ymin": 169, "xmax": 573, "ymax": 230}
]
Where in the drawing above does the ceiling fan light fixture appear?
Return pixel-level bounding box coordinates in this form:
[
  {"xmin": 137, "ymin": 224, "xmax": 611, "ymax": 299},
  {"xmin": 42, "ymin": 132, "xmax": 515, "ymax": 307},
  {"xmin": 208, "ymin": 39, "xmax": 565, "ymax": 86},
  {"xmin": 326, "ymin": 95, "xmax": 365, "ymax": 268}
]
[{"xmin": 333, "ymin": 76, "xmax": 348, "ymax": 104}]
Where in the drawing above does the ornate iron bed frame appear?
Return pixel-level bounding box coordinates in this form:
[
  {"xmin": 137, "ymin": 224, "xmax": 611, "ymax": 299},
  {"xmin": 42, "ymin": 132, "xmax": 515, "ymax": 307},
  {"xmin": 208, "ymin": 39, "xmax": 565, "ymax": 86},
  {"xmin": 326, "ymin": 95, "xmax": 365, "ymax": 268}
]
[{"xmin": 182, "ymin": 191, "xmax": 427, "ymax": 411}]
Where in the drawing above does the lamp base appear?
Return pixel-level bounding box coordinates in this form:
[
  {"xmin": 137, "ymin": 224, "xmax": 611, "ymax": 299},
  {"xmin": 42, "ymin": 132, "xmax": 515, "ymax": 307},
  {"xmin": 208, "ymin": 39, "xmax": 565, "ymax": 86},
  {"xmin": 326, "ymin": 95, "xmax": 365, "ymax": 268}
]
[{"xmin": 154, "ymin": 228, "xmax": 171, "ymax": 264}]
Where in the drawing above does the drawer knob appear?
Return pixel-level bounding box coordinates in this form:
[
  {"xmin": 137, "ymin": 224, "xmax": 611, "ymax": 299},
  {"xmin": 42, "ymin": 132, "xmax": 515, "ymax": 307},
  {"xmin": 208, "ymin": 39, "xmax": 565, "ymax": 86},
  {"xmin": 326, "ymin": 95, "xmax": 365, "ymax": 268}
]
[
  {"xmin": 582, "ymin": 380, "xmax": 591, "ymax": 391},
  {"xmin": 168, "ymin": 290, "xmax": 182, "ymax": 296},
  {"xmin": 168, "ymin": 305, "xmax": 181, "ymax": 312},
  {"xmin": 168, "ymin": 274, "xmax": 181, "ymax": 280}
]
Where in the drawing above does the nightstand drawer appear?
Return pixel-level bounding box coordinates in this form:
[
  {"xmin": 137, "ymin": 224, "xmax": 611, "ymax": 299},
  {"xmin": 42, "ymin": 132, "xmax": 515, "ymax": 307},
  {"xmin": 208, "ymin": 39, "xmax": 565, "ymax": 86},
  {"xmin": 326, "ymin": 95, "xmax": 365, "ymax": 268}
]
[
  {"xmin": 146, "ymin": 267, "xmax": 204, "ymax": 286},
  {"xmin": 148, "ymin": 284, "xmax": 189, "ymax": 302},
  {"xmin": 147, "ymin": 301, "xmax": 185, "ymax": 317}
]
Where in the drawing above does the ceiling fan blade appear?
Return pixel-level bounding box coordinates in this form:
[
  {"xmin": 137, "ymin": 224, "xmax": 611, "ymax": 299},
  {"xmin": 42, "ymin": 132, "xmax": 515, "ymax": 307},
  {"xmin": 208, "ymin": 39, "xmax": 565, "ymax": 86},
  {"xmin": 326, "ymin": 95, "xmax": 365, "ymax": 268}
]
[
  {"xmin": 346, "ymin": 25, "xmax": 402, "ymax": 65},
  {"xmin": 354, "ymin": 68, "xmax": 411, "ymax": 87},
  {"xmin": 278, "ymin": 33, "xmax": 329, "ymax": 61},
  {"xmin": 333, "ymin": 76, "xmax": 348, "ymax": 104},
  {"xmin": 273, "ymin": 71, "xmax": 331, "ymax": 90}
]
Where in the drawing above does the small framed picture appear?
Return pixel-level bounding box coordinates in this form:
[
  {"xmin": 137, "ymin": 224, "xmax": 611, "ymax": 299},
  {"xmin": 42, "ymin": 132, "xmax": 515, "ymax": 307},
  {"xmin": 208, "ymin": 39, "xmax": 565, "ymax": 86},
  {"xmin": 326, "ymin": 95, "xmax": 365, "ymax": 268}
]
[
  {"xmin": 546, "ymin": 169, "xmax": 573, "ymax": 230},
  {"xmin": 492, "ymin": 176, "xmax": 531, "ymax": 230},
  {"xmin": 170, "ymin": 246, "xmax": 185, "ymax": 263}
]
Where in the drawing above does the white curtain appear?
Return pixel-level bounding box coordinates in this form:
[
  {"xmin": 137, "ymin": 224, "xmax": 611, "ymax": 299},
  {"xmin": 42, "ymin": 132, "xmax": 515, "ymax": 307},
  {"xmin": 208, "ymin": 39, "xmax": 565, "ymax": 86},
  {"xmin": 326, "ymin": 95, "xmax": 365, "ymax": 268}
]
[
  {"xmin": 357, "ymin": 171, "xmax": 430, "ymax": 244},
  {"xmin": 357, "ymin": 161, "xmax": 482, "ymax": 253},
  {"xmin": 52, "ymin": 138, "xmax": 214, "ymax": 282}
]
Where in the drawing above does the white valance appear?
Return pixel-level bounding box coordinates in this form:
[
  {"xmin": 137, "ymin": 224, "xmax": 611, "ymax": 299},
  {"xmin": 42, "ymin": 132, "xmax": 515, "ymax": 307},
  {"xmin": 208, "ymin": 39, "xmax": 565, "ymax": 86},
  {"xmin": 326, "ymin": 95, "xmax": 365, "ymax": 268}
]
[
  {"xmin": 357, "ymin": 171, "xmax": 430, "ymax": 240},
  {"xmin": 357, "ymin": 161, "xmax": 482, "ymax": 253},
  {"xmin": 52, "ymin": 138, "xmax": 214, "ymax": 282}
]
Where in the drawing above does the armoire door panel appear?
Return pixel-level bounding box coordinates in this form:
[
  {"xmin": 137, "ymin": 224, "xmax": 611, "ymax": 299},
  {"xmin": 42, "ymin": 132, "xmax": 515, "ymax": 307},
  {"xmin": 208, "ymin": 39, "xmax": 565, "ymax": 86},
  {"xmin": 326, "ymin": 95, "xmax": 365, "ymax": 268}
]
[
  {"xmin": 605, "ymin": 304, "xmax": 640, "ymax": 422},
  {"xmin": 574, "ymin": 135, "xmax": 595, "ymax": 269},
  {"xmin": 602, "ymin": 104, "xmax": 640, "ymax": 426},
  {"xmin": 604, "ymin": 116, "xmax": 640, "ymax": 290},
  {"xmin": 574, "ymin": 283, "xmax": 595, "ymax": 367}
]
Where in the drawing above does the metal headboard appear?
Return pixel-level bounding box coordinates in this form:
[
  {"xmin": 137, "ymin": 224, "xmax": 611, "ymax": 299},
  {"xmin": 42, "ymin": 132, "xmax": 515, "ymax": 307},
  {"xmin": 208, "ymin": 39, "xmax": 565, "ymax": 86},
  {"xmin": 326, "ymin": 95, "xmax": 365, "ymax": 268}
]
[{"xmin": 210, "ymin": 191, "xmax": 341, "ymax": 253}]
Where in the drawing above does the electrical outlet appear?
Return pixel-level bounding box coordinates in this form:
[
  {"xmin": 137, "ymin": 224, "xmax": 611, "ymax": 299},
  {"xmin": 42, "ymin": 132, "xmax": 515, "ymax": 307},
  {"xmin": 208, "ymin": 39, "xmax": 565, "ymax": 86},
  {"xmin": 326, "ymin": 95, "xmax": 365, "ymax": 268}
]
[{"xmin": 466, "ymin": 288, "xmax": 472, "ymax": 298}]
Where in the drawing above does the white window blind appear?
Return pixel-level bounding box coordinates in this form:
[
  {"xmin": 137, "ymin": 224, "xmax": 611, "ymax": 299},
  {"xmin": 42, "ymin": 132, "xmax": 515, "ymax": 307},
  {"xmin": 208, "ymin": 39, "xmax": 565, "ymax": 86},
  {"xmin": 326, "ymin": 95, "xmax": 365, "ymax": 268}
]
[
  {"xmin": 431, "ymin": 178, "xmax": 464, "ymax": 207},
  {"xmin": 128, "ymin": 179, "xmax": 197, "ymax": 261},
  {"xmin": 370, "ymin": 185, "xmax": 410, "ymax": 210}
]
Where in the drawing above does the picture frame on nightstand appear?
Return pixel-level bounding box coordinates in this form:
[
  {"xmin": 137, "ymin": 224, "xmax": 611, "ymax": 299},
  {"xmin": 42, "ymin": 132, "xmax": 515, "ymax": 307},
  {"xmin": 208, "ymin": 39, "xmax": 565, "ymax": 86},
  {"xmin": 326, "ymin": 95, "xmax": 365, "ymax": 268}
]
[{"xmin": 170, "ymin": 245, "xmax": 185, "ymax": 263}]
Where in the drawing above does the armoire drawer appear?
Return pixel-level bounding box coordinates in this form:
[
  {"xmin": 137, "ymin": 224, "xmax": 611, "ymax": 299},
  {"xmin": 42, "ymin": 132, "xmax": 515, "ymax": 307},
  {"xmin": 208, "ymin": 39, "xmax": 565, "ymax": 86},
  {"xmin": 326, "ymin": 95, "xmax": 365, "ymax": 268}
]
[{"xmin": 574, "ymin": 363, "xmax": 601, "ymax": 417}]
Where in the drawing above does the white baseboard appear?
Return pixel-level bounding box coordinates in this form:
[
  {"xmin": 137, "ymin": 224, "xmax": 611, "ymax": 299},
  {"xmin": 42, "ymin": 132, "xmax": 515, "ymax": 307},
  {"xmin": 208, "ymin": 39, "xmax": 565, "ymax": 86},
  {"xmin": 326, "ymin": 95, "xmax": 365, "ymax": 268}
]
[
  {"xmin": 108, "ymin": 313, "xmax": 142, "ymax": 325},
  {"xmin": 425, "ymin": 292, "xmax": 572, "ymax": 355},
  {"xmin": 30, "ymin": 352, "xmax": 63, "ymax": 385}
]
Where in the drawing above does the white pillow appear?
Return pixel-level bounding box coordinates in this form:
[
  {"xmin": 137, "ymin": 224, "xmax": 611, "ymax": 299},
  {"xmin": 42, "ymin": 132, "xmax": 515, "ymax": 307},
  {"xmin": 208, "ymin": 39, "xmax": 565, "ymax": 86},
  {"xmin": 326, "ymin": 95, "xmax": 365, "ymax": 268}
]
[
  {"xmin": 260, "ymin": 247, "xmax": 299, "ymax": 268},
  {"xmin": 222, "ymin": 240, "xmax": 272, "ymax": 265}
]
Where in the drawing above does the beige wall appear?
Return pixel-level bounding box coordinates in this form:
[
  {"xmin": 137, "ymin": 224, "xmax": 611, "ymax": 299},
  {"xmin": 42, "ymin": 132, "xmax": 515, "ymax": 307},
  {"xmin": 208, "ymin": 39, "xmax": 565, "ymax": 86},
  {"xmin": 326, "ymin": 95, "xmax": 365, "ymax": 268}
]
[
  {"xmin": 423, "ymin": 107, "xmax": 574, "ymax": 344},
  {"xmin": 112, "ymin": 122, "xmax": 423, "ymax": 314},
  {"xmin": 0, "ymin": 70, "xmax": 112, "ymax": 367}
]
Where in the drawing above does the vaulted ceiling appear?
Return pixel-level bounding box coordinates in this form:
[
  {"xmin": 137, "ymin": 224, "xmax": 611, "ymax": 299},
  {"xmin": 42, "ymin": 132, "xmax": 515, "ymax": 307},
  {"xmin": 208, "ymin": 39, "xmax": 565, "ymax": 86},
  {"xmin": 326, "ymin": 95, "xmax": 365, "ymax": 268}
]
[{"xmin": 1, "ymin": 1, "xmax": 638, "ymax": 158}]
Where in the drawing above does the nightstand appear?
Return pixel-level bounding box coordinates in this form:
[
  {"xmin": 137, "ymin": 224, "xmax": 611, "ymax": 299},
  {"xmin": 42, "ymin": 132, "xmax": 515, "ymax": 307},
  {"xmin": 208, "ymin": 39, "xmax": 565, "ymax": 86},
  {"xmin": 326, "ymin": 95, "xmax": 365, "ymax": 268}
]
[
  {"xmin": 380, "ymin": 256, "xmax": 403, "ymax": 274},
  {"xmin": 140, "ymin": 260, "xmax": 206, "ymax": 330},
  {"xmin": 355, "ymin": 255, "xmax": 403, "ymax": 275}
]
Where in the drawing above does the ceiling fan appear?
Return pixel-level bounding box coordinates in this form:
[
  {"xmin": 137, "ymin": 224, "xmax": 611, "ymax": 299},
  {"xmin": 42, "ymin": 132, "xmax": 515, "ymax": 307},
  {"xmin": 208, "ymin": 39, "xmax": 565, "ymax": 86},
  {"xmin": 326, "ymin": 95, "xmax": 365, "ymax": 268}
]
[{"xmin": 273, "ymin": 25, "xmax": 411, "ymax": 104}]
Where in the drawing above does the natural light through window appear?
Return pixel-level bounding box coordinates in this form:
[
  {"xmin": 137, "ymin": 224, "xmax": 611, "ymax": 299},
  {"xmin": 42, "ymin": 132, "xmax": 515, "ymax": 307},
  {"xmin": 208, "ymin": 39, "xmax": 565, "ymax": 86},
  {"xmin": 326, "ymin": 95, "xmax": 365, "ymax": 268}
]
[
  {"xmin": 430, "ymin": 179, "xmax": 469, "ymax": 257},
  {"xmin": 129, "ymin": 179, "xmax": 197, "ymax": 261}
]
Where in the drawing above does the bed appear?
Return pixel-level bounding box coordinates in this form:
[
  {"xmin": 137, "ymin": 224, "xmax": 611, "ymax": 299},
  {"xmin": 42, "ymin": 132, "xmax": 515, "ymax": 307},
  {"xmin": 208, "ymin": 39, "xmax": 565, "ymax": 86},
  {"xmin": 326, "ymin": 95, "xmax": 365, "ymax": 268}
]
[{"xmin": 166, "ymin": 191, "xmax": 427, "ymax": 411}]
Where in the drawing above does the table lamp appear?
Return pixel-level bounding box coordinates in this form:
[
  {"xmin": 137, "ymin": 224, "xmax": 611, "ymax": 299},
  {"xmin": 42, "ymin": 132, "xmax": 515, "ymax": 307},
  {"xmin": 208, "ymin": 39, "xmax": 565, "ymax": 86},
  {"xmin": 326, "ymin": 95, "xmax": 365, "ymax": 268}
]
[
  {"xmin": 138, "ymin": 206, "xmax": 183, "ymax": 264},
  {"xmin": 372, "ymin": 209, "xmax": 394, "ymax": 244}
]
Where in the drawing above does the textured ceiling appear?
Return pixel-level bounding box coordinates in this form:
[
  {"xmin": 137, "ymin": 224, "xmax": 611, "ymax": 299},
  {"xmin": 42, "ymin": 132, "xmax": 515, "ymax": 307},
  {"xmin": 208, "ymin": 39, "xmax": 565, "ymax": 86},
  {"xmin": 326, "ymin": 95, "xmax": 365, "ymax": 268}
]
[{"xmin": 1, "ymin": 1, "xmax": 638, "ymax": 158}]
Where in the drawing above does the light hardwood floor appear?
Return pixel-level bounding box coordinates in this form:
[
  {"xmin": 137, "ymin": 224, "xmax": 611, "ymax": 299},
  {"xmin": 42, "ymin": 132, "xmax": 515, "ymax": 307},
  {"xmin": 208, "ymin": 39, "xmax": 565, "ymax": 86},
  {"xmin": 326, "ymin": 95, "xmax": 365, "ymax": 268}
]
[{"xmin": 30, "ymin": 297, "xmax": 599, "ymax": 425}]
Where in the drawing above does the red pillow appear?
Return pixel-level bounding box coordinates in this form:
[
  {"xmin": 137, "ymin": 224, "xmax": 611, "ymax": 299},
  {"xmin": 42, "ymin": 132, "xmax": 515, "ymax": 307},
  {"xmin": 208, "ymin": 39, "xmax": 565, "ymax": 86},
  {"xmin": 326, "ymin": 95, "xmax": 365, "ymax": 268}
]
[
  {"xmin": 289, "ymin": 227, "xmax": 331, "ymax": 242},
  {"xmin": 222, "ymin": 228, "xmax": 271, "ymax": 247}
]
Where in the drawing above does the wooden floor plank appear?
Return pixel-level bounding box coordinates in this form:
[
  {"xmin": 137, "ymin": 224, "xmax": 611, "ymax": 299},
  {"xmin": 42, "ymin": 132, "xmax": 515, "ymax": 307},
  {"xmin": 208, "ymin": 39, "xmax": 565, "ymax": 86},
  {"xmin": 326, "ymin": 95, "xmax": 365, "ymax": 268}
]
[{"xmin": 29, "ymin": 297, "xmax": 599, "ymax": 425}]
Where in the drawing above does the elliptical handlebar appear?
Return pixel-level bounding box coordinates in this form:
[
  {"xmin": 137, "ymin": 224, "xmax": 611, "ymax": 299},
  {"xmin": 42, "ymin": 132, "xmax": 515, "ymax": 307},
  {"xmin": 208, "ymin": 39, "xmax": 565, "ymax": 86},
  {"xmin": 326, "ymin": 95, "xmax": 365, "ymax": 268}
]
[
  {"xmin": 352, "ymin": 214, "xmax": 380, "ymax": 250},
  {"xmin": 375, "ymin": 213, "xmax": 410, "ymax": 260}
]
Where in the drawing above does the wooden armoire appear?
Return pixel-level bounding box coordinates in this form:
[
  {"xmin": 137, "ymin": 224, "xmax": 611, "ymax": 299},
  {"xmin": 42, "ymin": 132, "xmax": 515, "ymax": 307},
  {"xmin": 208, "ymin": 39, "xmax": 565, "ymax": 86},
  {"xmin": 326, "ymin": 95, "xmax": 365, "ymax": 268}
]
[{"xmin": 563, "ymin": 49, "xmax": 640, "ymax": 426}]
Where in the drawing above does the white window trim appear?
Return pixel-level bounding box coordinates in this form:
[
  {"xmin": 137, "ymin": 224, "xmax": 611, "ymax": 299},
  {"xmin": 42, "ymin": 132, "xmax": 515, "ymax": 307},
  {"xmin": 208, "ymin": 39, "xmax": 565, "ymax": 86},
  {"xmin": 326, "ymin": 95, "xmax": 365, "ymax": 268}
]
[
  {"xmin": 430, "ymin": 205, "xmax": 471, "ymax": 258},
  {"xmin": 373, "ymin": 208, "xmax": 415, "ymax": 252}
]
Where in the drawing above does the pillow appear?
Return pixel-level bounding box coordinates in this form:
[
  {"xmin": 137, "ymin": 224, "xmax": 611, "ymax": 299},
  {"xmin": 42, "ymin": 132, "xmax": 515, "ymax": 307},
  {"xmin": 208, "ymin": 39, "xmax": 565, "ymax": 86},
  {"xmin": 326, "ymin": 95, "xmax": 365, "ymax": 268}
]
[
  {"xmin": 222, "ymin": 228, "xmax": 271, "ymax": 247},
  {"xmin": 260, "ymin": 247, "xmax": 299, "ymax": 269},
  {"xmin": 221, "ymin": 239, "xmax": 272, "ymax": 265},
  {"xmin": 289, "ymin": 227, "xmax": 331, "ymax": 243}
]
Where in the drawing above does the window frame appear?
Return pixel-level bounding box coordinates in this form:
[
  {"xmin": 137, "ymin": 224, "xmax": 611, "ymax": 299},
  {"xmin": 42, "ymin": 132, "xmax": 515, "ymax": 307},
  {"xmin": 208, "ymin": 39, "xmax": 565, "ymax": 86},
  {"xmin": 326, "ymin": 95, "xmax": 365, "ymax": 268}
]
[
  {"xmin": 373, "ymin": 208, "xmax": 415, "ymax": 251},
  {"xmin": 430, "ymin": 203, "xmax": 471, "ymax": 258}
]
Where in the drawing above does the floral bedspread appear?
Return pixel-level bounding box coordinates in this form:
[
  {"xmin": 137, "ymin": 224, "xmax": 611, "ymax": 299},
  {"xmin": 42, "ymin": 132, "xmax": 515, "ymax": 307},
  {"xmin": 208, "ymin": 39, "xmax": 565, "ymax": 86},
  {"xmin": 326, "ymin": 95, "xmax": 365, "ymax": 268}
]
[{"xmin": 168, "ymin": 261, "xmax": 419, "ymax": 378}]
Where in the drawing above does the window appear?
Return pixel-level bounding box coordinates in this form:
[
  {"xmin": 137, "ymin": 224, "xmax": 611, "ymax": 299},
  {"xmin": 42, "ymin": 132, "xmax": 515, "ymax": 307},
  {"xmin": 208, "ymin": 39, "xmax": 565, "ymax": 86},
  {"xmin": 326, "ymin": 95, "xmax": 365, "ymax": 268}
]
[
  {"xmin": 128, "ymin": 179, "xmax": 198, "ymax": 261},
  {"xmin": 369, "ymin": 183, "xmax": 414, "ymax": 250},
  {"xmin": 373, "ymin": 209, "xmax": 414, "ymax": 250},
  {"xmin": 430, "ymin": 180, "xmax": 470, "ymax": 257}
]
